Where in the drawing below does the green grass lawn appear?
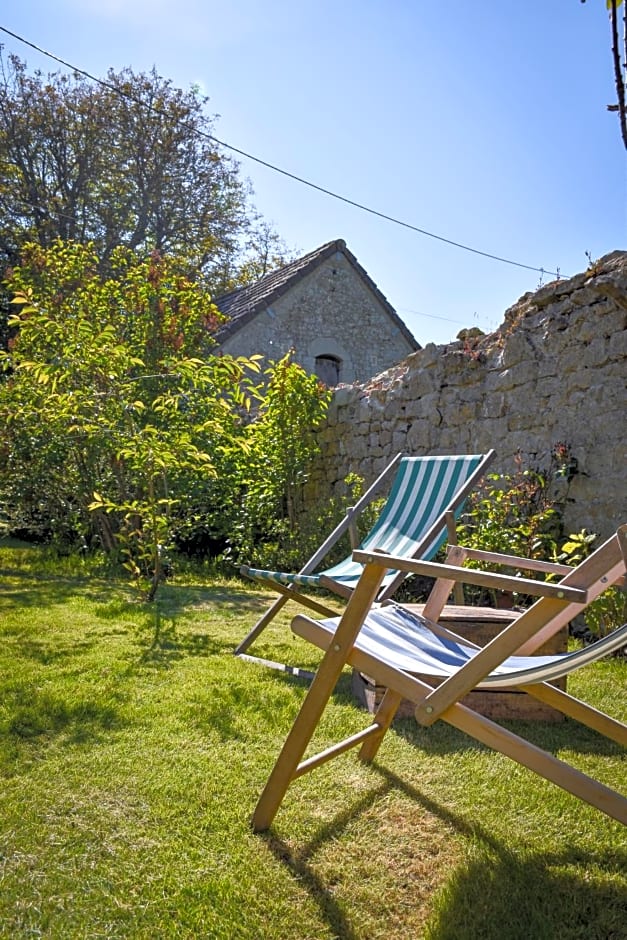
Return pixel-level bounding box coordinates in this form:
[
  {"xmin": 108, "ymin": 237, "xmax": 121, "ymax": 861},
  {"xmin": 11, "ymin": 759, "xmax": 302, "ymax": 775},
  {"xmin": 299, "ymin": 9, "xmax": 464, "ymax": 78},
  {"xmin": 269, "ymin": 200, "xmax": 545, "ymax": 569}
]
[{"xmin": 1, "ymin": 540, "xmax": 626, "ymax": 939}]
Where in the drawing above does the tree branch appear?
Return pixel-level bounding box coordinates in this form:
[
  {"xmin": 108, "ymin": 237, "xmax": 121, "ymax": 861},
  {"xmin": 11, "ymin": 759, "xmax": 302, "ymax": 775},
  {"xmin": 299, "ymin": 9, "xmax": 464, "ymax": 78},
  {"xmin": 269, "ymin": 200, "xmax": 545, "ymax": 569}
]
[{"xmin": 609, "ymin": 0, "xmax": 627, "ymax": 149}]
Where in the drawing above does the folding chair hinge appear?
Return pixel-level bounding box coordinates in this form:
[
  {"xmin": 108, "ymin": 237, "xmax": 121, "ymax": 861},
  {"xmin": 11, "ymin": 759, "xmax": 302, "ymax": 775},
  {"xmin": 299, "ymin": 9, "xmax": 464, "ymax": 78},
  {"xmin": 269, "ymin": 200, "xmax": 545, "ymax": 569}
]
[{"xmin": 414, "ymin": 700, "xmax": 443, "ymax": 726}]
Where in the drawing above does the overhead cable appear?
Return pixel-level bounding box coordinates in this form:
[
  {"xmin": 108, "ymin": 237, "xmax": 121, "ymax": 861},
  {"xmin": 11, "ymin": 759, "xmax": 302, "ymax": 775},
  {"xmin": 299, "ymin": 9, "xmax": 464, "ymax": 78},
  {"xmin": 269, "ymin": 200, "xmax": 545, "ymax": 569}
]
[{"xmin": 0, "ymin": 24, "xmax": 565, "ymax": 279}]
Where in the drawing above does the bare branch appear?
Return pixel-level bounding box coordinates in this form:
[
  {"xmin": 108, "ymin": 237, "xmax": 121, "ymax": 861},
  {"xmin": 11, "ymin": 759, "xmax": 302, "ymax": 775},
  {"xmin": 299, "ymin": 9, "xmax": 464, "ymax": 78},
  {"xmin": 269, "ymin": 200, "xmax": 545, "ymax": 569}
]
[{"xmin": 609, "ymin": 0, "xmax": 627, "ymax": 149}]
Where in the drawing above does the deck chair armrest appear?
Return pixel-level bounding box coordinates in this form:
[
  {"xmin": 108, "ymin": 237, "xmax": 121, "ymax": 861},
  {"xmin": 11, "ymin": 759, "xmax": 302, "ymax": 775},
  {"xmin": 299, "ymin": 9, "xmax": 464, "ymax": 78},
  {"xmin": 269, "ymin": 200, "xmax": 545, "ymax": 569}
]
[
  {"xmin": 352, "ymin": 550, "xmax": 588, "ymax": 603},
  {"xmin": 456, "ymin": 547, "xmax": 573, "ymax": 576}
]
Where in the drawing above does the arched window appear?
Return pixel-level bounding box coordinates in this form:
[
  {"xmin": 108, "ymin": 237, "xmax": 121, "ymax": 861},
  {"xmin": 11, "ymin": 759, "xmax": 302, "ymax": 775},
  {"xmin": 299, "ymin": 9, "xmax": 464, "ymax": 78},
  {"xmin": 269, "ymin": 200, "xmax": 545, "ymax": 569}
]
[{"xmin": 314, "ymin": 354, "xmax": 341, "ymax": 386}]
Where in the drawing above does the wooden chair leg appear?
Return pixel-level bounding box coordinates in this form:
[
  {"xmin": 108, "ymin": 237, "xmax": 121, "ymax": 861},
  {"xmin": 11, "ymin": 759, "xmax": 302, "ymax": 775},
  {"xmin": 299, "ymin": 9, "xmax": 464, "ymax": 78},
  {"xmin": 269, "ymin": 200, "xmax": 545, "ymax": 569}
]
[
  {"xmin": 252, "ymin": 562, "xmax": 388, "ymax": 832},
  {"xmin": 358, "ymin": 687, "xmax": 403, "ymax": 762},
  {"xmin": 235, "ymin": 586, "xmax": 340, "ymax": 656},
  {"xmin": 522, "ymin": 682, "xmax": 627, "ymax": 746},
  {"xmin": 442, "ymin": 699, "xmax": 627, "ymax": 825},
  {"xmin": 235, "ymin": 594, "xmax": 291, "ymax": 655}
]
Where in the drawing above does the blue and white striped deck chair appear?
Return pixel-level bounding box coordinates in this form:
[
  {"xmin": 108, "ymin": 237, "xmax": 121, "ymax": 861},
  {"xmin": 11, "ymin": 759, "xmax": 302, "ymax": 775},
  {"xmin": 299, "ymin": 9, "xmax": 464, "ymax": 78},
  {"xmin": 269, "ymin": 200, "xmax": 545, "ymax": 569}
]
[{"xmin": 236, "ymin": 450, "xmax": 495, "ymax": 668}]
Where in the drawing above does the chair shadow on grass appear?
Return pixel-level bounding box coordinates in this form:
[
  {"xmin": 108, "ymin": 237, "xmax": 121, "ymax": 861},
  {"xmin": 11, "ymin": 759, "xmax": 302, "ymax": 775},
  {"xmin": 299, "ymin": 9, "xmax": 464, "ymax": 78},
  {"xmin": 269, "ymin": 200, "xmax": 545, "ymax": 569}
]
[
  {"xmin": 379, "ymin": 767, "xmax": 627, "ymax": 940},
  {"xmin": 376, "ymin": 765, "xmax": 627, "ymax": 940},
  {"xmin": 262, "ymin": 762, "xmax": 627, "ymax": 940},
  {"xmin": 424, "ymin": 849, "xmax": 627, "ymax": 940},
  {"xmin": 262, "ymin": 780, "xmax": 395, "ymax": 940}
]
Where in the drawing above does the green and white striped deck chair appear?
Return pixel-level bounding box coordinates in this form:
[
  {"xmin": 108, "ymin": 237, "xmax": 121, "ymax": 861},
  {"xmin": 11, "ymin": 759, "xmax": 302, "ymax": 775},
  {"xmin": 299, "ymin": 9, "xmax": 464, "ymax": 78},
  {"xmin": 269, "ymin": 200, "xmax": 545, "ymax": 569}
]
[{"xmin": 236, "ymin": 450, "xmax": 495, "ymax": 668}]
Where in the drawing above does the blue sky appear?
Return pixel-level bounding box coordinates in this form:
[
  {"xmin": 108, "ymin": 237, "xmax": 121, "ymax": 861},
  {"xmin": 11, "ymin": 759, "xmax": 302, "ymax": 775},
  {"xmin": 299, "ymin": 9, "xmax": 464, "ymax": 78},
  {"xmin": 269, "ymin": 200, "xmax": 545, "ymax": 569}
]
[{"xmin": 1, "ymin": 1, "xmax": 625, "ymax": 345}]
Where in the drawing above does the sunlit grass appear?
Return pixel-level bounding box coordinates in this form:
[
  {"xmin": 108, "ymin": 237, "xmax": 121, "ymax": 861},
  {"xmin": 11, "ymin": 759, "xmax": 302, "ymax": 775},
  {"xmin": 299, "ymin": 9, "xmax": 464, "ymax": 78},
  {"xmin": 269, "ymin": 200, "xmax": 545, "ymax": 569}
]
[{"xmin": 0, "ymin": 539, "xmax": 625, "ymax": 939}]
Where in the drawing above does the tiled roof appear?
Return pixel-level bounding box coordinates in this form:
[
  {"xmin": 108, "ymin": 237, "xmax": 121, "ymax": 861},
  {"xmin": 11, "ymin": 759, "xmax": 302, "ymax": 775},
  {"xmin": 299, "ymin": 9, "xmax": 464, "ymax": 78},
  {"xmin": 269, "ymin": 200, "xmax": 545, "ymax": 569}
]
[{"xmin": 214, "ymin": 238, "xmax": 420, "ymax": 349}]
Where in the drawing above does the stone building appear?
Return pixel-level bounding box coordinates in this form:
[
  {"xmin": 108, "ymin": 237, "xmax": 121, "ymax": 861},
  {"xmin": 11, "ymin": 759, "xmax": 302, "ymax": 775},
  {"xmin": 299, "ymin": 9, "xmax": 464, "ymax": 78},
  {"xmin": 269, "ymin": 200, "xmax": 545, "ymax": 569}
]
[{"xmin": 214, "ymin": 239, "xmax": 419, "ymax": 385}]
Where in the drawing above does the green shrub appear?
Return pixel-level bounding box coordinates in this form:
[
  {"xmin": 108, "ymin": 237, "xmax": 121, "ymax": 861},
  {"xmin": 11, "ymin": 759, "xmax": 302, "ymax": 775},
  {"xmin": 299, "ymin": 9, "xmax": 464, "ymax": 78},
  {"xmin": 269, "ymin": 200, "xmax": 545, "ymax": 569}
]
[
  {"xmin": 584, "ymin": 586, "xmax": 627, "ymax": 641},
  {"xmin": 222, "ymin": 352, "xmax": 331, "ymax": 572},
  {"xmin": 456, "ymin": 445, "xmax": 576, "ymax": 607}
]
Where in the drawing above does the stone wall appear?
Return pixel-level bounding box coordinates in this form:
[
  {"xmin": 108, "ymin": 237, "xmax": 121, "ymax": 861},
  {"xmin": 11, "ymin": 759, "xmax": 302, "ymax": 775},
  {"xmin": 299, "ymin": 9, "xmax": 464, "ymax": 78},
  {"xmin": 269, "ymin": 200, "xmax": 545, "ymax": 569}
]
[
  {"xmin": 219, "ymin": 250, "xmax": 416, "ymax": 384},
  {"xmin": 309, "ymin": 251, "xmax": 627, "ymax": 540}
]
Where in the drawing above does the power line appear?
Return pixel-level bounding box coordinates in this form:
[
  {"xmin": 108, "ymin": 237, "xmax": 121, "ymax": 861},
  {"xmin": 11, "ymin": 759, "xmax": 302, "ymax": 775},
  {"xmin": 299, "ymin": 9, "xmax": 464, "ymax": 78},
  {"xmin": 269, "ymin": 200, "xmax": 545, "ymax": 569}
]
[
  {"xmin": 0, "ymin": 25, "xmax": 567, "ymax": 279},
  {"xmin": 397, "ymin": 306, "xmax": 484, "ymax": 327}
]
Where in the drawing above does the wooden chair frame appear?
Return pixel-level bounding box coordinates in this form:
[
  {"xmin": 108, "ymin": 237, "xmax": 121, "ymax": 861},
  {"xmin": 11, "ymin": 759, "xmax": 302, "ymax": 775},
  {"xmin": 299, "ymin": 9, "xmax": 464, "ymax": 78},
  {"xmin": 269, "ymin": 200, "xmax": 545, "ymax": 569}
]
[
  {"xmin": 236, "ymin": 450, "xmax": 495, "ymax": 662},
  {"xmin": 252, "ymin": 525, "xmax": 627, "ymax": 832}
]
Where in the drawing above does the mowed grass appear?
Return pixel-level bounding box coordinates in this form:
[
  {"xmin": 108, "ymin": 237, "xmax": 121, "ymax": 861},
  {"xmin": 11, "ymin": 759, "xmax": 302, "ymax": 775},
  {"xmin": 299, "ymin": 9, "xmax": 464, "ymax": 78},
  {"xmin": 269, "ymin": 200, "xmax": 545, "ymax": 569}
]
[{"xmin": 0, "ymin": 540, "xmax": 626, "ymax": 939}]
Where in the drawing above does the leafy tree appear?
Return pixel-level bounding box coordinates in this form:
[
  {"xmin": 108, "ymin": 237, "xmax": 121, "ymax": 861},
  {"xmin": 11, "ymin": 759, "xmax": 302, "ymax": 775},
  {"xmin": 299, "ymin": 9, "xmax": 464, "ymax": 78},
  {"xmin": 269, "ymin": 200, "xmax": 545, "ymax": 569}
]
[
  {"xmin": 0, "ymin": 51, "xmax": 287, "ymax": 284},
  {"xmin": 225, "ymin": 352, "xmax": 332, "ymax": 571},
  {"xmin": 0, "ymin": 240, "xmax": 262, "ymax": 598}
]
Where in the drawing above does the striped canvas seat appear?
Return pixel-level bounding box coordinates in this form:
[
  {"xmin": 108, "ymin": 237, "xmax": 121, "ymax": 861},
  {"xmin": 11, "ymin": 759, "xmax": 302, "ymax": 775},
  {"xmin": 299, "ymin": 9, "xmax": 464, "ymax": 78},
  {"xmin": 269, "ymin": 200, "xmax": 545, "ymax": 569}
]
[
  {"xmin": 244, "ymin": 454, "xmax": 488, "ymax": 591},
  {"xmin": 292, "ymin": 604, "xmax": 627, "ymax": 689},
  {"xmin": 236, "ymin": 451, "xmax": 494, "ymax": 664}
]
